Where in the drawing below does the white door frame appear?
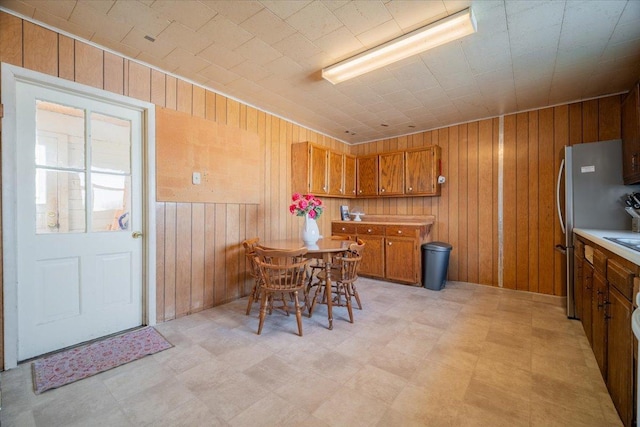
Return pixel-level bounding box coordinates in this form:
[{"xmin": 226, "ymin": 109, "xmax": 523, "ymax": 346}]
[{"xmin": 1, "ymin": 63, "xmax": 156, "ymax": 369}]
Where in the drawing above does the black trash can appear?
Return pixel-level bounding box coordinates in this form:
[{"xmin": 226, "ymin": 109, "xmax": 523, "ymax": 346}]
[{"xmin": 421, "ymin": 242, "xmax": 453, "ymax": 290}]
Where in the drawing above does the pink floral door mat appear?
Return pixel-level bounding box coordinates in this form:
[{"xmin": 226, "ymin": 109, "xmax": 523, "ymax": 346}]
[{"xmin": 32, "ymin": 327, "xmax": 172, "ymax": 394}]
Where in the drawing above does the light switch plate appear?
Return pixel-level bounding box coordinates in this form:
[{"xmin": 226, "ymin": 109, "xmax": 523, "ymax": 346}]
[{"xmin": 192, "ymin": 172, "xmax": 201, "ymax": 185}]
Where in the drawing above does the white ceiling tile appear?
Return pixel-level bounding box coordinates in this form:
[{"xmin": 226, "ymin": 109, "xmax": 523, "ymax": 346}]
[
  {"xmin": 200, "ymin": 0, "xmax": 264, "ymax": 24},
  {"xmin": 197, "ymin": 14, "xmax": 254, "ymax": 51},
  {"xmin": 260, "ymin": 0, "xmax": 312, "ymax": 20},
  {"xmin": 443, "ymin": 0, "xmax": 473, "ymax": 15},
  {"xmin": 198, "ymin": 43, "xmax": 246, "ymax": 70},
  {"xmin": 163, "ymin": 47, "xmax": 211, "ymax": 73},
  {"xmin": 285, "ymin": 1, "xmax": 343, "ymax": 41},
  {"xmin": 70, "ymin": 2, "xmax": 132, "ymax": 41},
  {"xmin": 150, "ymin": 0, "xmax": 216, "ymax": 31},
  {"xmin": 90, "ymin": 33, "xmax": 141, "ymax": 59},
  {"xmin": 32, "ymin": 8, "xmax": 95, "ymax": 41},
  {"xmin": 619, "ymin": 0, "xmax": 640, "ymax": 24},
  {"xmin": 107, "ymin": 0, "xmax": 172, "ymax": 37},
  {"xmin": 273, "ymin": 33, "xmax": 323, "ymax": 61},
  {"xmin": 2, "ymin": 0, "xmax": 35, "ymax": 17},
  {"xmin": 234, "ymin": 37, "xmax": 282, "ymax": 65},
  {"xmin": 239, "ymin": 9, "xmax": 297, "ymax": 45},
  {"xmin": 333, "ymin": 1, "xmax": 391, "ymax": 36},
  {"xmin": 23, "ymin": 0, "xmax": 75, "ymax": 19},
  {"xmin": 384, "ymin": 0, "xmax": 448, "ymax": 31},
  {"xmin": 262, "ymin": 56, "xmax": 305, "ymax": 78},
  {"xmin": 122, "ymin": 27, "xmax": 177, "ymax": 59},
  {"xmin": 313, "ymin": 26, "xmax": 365, "ymax": 62},
  {"xmin": 356, "ymin": 18, "xmax": 402, "ymax": 48},
  {"xmin": 199, "ymin": 63, "xmax": 241, "ymax": 85},
  {"xmin": 158, "ymin": 22, "xmax": 212, "ymax": 55},
  {"xmin": 609, "ymin": 19, "xmax": 640, "ymax": 45}
]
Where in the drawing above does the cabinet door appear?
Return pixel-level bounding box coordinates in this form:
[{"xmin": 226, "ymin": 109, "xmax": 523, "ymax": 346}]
[
  {"xmin": 357, "ymin": 235, "xmax": 384, "ymax": 278},
  {"xmin": 405, "ymin": 147, "xmax": 438, "ymax": 195},
  {"xmin": 357, "ymin": 155, "xmax": 378, "ymax": 197},
  {"xmin": 592, "ymin": 270, "xmax": 608, "ymax": 380},
  {"xmin": 574, "ymin": 253, "xmax": 583, "ymax": 320},
  {"xmin": 328, "ymin": 151, "xmax": 344, "ymax": 196},
  {"xmin": 607, "ymin": 286, "xmax": 633, "ymax": 427},
  {"xmin": 379, "ymin": 152, "xmax": 404, "ymax": 196},
  {"xmin": 385, "ymin": 236, "xmax": 417, "ymax": 283},
  {"xmin": 309, "ymin": 145, "xmax": 328, "ymax": 195},
  {"xmin": 622, "ymin": 82, "xmax": 640, "ymax": 185},
  {"xmin": 344, "ymin": 155, "xmax": 356, "ymax": 197},
  {"xmin": 582, "ymin": 262, "xmax": 594, "ymax": 345}
]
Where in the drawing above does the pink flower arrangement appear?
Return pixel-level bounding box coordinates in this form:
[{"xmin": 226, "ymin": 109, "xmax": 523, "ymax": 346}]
[{"xmin": 289, "ymin": 193, "xmax": 324, "ymax": 219}]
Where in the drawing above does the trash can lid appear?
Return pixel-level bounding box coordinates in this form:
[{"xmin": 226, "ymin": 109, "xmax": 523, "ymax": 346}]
[{"xmin": 422, "ymin": 241, "xmax": 453, "ymax": 251}]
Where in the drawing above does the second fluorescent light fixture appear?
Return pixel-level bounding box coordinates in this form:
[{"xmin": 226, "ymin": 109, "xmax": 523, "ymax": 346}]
[{"xmin": 322, "ymin": 8, "xmax": 477, "ymax": 84}]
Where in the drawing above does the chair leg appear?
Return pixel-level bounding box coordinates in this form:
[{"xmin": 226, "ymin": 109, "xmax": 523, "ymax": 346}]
[
  {"xmin": 245, "ymin": 282, "xmax": 258, "ymax": 315},
  {"xmin": 344, "ymin": 284, "xmax": 354, "ymax": 323},
  {"xmin": 308, "ymin": 279, "xmax": 324, "ymax": 317},
  {"xmin": 257, "ymin": 292, "xmax": 269, "ymax": 335},
  {"xmin": 293, "ymin": 291, "xmax": 303, "ymax": 337},
  {"xmin": 350, "ymin": 283, "xmax": 362, "ymax": 310}
]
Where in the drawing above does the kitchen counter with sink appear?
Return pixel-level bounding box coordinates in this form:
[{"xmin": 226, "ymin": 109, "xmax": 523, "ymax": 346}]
[{"xmin": 573, "ymin": 228, "xmax": 640, "ymax": 265}]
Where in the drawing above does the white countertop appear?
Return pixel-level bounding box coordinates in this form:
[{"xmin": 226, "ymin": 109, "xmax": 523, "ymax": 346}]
[{"xmin": 573, "ymin": 228, "xmax": 640, "ymax": 265}]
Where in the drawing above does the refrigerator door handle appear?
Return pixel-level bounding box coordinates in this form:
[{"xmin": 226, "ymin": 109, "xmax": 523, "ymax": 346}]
[{"xmin": 556, "ymin": 158, "xmax": 566, "ymax": 235}]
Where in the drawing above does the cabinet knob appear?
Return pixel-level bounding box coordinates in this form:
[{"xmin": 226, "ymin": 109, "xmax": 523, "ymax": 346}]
[
  {"xmin": 359, "ymin": 190, "xmax": 362, "ymax": 194},
  {"xmin": 388, "ymin": 241, "xmax": 392, "ymax": 246},
  {"xmin": 339, "ymin": 188, "xmax": 343, "ymax": 193},
  {"xmin": 323, "ymin": 186, "xmax": 327, "ymax": 191},
  {"xmin": 353, "ymin": 190, "xmax": 356, "ymax": 194},
  {"xmin": 341, "ymin": 227, "xmax": 346, "ymax": 231},
  {"xmin": 367, "ymin": 229, "xmax": 372, "ymax": 233},
  {"xmin": 397, "ymin": 230, "xmax": 402, "ymax": 234},
  {"xmin": 408, "ymin": 187, "xmax": 413, "ymax": 192},
  {"xmin": 381, "ymin": 188, "xmax": 385, "ymax": 192}
]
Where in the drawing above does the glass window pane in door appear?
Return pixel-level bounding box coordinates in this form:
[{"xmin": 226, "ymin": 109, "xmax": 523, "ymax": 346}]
[
  {"xmin": 91, "ymin": 112, "xmax": 131, "ymax": 174},
  {"xmin": 35, "ymin": 170, "xmax": 86, "ymax": 234},
  {"xmin": 35, "ymin": 101, "xmax": 85, "ymax": 169},
  {"xmin": 91, "ymin": 173, "xmax": 131, "ymax": 232}
]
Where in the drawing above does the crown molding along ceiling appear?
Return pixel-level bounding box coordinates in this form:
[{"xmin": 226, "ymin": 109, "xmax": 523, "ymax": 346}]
[{"xmin": 4, "ymin": 1, "xmax": 639, "ymax": 145}]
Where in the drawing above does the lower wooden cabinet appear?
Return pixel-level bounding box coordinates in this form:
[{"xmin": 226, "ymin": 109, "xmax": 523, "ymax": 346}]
[
  {"xmin": 385, "ymin": 236, "xmax": 417, "ymax": 283},
  {"xmin": 582, "ymin": 262, "xmax": 594, "ymax": 345},
  {"xmin": 608, "ymin": 285, "xmax": 633, "ymax": 427},
  {"xmin": 358, "ymin": 234, "xmax": 385, "ymax": 278},
  {"xmin": 592, "ymin": 269, "xmax": 608, "ymax": 380}
]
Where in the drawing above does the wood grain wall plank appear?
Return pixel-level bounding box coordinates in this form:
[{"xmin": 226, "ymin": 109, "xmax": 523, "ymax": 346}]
[
  {"xmin": 104, "ymin": 52, "xmax": 124, "ymax": 95},
  {"xmin": 204, "ymin": 204, "xmax": 216, "ymax": 309},
  {"xmin": 554, "ymin": 105, "xmax": 569, "ymax": 296},
  {"xmin": 466, "ymin": 122, "xmax": 479, "ymax": 284},
  {"xmin": 225, "ymin": 204, "xmax": 241, "ymax": 301},
  {"xmin": 436, "ymin": 128, "xmax": 449, "ymax": 245},
  {"xmin": 582, "ymin": 99, "xmax": 598, "ymax": 143},
  {"xmin": 155, "ymin": 203, "xmax": 165, "ymax": 322},
  {"xmin": 538, "ymin": 108, "xmax": 555, "ymax": 295},
  {"xmin": 216, "ymin": 94, "xmax": 227, "ymax": 124},
  {"xmin": 569, "ymin": 102, "xmax": 582, "ymax": 145},
  {"xmin": 528, "ymin": 111, "xmax": 539, "ymax": 294},
  {"xmin": 214, "ymin": 204, "xmax": 227, "ymax": 305},
  {"xmin": 599, "ymin": 95, "xmax": 621, "ymax": 141},
  {"xmin": 175, "ymin": 203, "xmax": 192, "ymax": 317},
  {"xmin": 515, "ymin": 113, "xmax": 529, "ymax": 291},
  {"xmin": 503, "ymin": 115, "xmax": 517, "ymax": 290},
  {"xmin": 0, "ymin": 12, "xmax": 23, "ymax": 66},
  {"xmin": 457, "ymin": 124, "xmax": 468, "ymax": 282},
  {"xmin": 227, "ymin": 99, "xmax": 240, "ymax": 129},
  {"xmin": 205, "ymin": 90, "xmax": 216, "ymax": 121},
  {"xmin": 447, "ymin": 126, "xmax": 459, "ymax": 280},
  {"xmin": 150, "ymin": 69, "xmax": 166, "ymax": 107},
  {"xmin": 163, "ymin": 202, "xmax": 177, "ymax": 320},
  {"xmin": 57, "ymin": 35, "xmax": 74, "ymax": 81},
  {"xmin": 176, "ymin": 80, "xmax": 192, "ymax": 114},
  {"xmin": 127, "ymin": 61, "xmax": 151, "ymax": 102},
  {"xmin": 191, "ymin": 203, "xmax": 205, "ymax": 312},
  {"xmin": 192, "ymin": 85, "xmax": 205, "ymax": 118},
  {"xmin": 493, "ymin": 119, "xmax": 500, "ymax": 286},
  {"xmin": 238, "ymin": 204, "xmax": 248, "ymax": 295},
  {"xmin": 74, "ymin": 41, "xmax": 103, "ymax": 89},
  {"xmin": 23, "ymin": 21, "xmax": 57, "ymax": 76},
  {"xmin": 165, "ymin": 75, "xmax": 177, "ymax": 110}
]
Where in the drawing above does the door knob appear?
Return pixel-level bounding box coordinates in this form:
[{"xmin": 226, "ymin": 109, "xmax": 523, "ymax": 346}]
[{"xmin": 132, "ymin": 231, "xmax": 143, "ymax": 239}]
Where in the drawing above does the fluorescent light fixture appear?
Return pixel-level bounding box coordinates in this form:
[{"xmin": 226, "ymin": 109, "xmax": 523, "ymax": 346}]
[{"xmin": 322, "ymin": 8, "xmax": 477, "ymax": 84}]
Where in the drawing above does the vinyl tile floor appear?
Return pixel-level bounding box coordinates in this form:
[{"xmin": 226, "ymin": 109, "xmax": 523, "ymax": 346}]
[{"xmin": 1, "ymin": 279, "xmax": 623, "ymax": 426}]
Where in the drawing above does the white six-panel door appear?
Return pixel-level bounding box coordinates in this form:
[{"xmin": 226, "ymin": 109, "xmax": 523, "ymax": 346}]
[{"xmin": 15, "ymin": 80, "xmax": 144, "ymax": 361}]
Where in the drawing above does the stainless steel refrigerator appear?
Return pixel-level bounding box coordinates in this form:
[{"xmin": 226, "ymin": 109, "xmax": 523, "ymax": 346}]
[{"xmin": 556, "ymin": 139, "xmax": 640, "ymax": 318}]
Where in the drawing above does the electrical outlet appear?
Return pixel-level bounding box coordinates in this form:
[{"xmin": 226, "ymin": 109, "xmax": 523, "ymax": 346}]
[{"xmin": 192, "ymin": 172, "xmax": 201, "ymax": 185}]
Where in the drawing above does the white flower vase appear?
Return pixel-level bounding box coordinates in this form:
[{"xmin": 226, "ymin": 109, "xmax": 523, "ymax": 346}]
[{"xmin": 301, "ymin": 213, "xmax": 320, "ymax": 245}]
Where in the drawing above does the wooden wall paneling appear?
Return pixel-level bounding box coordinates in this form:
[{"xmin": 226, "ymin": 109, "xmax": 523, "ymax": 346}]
[
  {"xmin": 447, "ymin": 126, "xmax": 459, "ymax": 280},
  {"xmin": 192, "ymin": 85, "xmax": 205, "ymax": 118},
  {"xmin": 435, "ymin": 128, "xmax": 449, "ymax": 243},
  {"xmin": 205, "ymin": 90, "xmax": 216, "ymax": 121},
  {"xmin": 538, "ymin": 108, "xmax": 555, "ymax": 295},
  {"xmin": 467, "ymin": 122, "xmax": 479, "ymax": 284},
  {"xmin": 57, "ymin": 35, "xmax": 74, "ymax": 81},
  {"xmin": 214, "ymin": 203, "xmax": 227, "ymax": 305},
  {"xmin": 502, "ymin": 114, "xmax": 517, "ymax": 290},
  {"xmin": 227, "ymin": 99, "xmax": 240, "ymax": 129},
  {"xmin": 104, "ymin": 52, "xmax": 125, "ymax": 95},
  {"xmin": 240, "ymin": 104, "xmax": 247, "ymax": 130},
  {"xmin": 599, "ymin": 95, "xmax": 621, "ymax": 141},
  {"xmin": 176, "ymin": 80, "xmax": 192, "ymax": 114},
  {"xmin": 156, "ymin": 203, "xmax": 166, "ymax": 322},
  {"xmin": 477, "ymin": 119, "xmax": 494, "ymax": 285},
  {"xmin": 216, "ymin": 93, "xmax": 227, "ymax": 124},
  {"xmin": 0, "ymin": 12, "xmax": 23, "ymax": 66},
  {"xmin": 74, "ymin": 41, "xmax": 103, "ymax": 89},
  {"xmin": 150, "ymin": 69, "xmax": 165, "ymax": 106},
  {"xmin": 582, "ymin": 99, "xmax": 599, "ymax": 143},
  {"xmin": 165, "ymin": 75, "xmax": 177, "ymax": 110},
  {"xmin": 23, "ymin": 21, "xmax": 58, "ymax": 76},
  {"xmin": 528, "ymin": 111, "xmax": 540, "ymax": 294},
  {"xmin": 204, "ymin": 204, "xmax": 216, "ymax": 309},
  {"xmin": 458, "ymin": 124, "xmax": 469, "ymax": 281},
  {"xmin": 569, "ymin": 102, "xmax": 582, "ymax": 145},
  {"xmin": 246, "ymin": 106, "xmax": 258, "ymax": 133},
  {"xmin": 283, "ymin": 121, "xmax": 292, "ymax": 236},
  {"xmin": 127, "ymin": 61, "xmax": 151, "ymax": 102},
  {"xmin": 163, "ymin": 202, "xmax": 177, "ymax": 320},
  {"xmin": 123, "ymin": 59, "xmax": 129, "ymax": 98},
  {"xmin": 175, "ymin": 203, "xmax": 192, "ymax": 317},
  {"xmin": 257, "ymin": 111, "xmax": 267, "ymax": 242},
  {"xmin": 265, "ymin": 114, "xmax": 275, "ymax": 241},
  {"xmin": 191, "ymin": 203, "xmax": 205, "ymax": 312},
  {"xmin": 515, "ymin": 113, "xmax": 529, "ymax": 291},
  {"xmin": 238, "ymin": 204, "xmax": 248, "ymax": 295},
  {"xmin": 554, "ymin": 105, "xmax": 569, "ymax": 295},
  {"xmin": 244, "ymin": 205, "xmax": 259, "ymax": 295},
  {"xmin": 225, "ymin": 204, "xmax": 240, "ymax": 301},
  {"xmin": 492, "ymin": 118, "xmax": 500, "ymax": 285}
]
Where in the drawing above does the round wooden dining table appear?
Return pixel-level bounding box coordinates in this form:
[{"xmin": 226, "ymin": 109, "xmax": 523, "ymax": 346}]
[{"xmin": 258, "ymin": 238, "xmax": 353, "ymax": 330}]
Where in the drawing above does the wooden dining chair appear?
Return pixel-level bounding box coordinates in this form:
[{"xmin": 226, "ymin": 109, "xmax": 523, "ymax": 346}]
[
  {"xmin": 305, "ymin": 235, "xmax": 352, "ymax": 304},
  {"xmin": 253, "ymin": 247, "xmax": 309, "ymax": 336},
  {"xmin": 308, "ymin": 241, "xmax": 365, "ymax": 323},
  {"xmin": 242, "ymin": 237, "xmax": 261, "ymax": 315}
]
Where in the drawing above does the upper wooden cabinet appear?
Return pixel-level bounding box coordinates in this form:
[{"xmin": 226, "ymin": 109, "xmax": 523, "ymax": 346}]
[
  {"xmin": 344, "ymin": 155, "xmax": 356, "ymax": 197},
  {"xmin": 292, "ymin": 142, "xmax": 355, "ymax": 198},
  {"xmin": 309, "ymin": 144, "xmax": 329, "ymax": 195},
  {"xmin": 328, "ymin": 151, "xmax": 344, "ymax": 196},
  {"xmin": 357, "ymin": 155, "xmax": 378, "ymax": 197},
  {"xmin": 379, "ymin": 152, "xmax": 404, "ymax": 196},
  {"xmin": 622, "ymin": 81, "xmax": 640, "ymax": 185},
  {"xmin": 405, "ymin": 146, "xmax": 441, "ymax": 196}
]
